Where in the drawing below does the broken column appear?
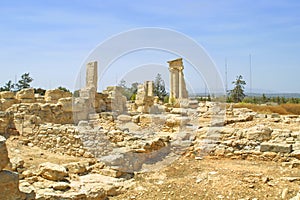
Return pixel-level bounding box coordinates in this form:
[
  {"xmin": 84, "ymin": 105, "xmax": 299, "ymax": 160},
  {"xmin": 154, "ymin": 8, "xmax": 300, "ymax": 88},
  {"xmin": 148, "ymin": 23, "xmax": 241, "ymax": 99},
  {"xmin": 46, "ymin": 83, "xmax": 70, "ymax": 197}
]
[
  {"xmin": 168, "ymin": 58, "xmax": 188, "ymax": 103},
  {"xmin": 86, "ymin": 61, "xmax": 98, "ymax": 89},
  {"xmin": 102, "ymin": 86, "xmax": 127, "ymax": 114},
  {"xmin": 135, "ymin": 81, "xmax": 155, "ymax": 113},
  {"xmin": 74, "ymin": 61, "xmax": 98, "ymax": 122}
]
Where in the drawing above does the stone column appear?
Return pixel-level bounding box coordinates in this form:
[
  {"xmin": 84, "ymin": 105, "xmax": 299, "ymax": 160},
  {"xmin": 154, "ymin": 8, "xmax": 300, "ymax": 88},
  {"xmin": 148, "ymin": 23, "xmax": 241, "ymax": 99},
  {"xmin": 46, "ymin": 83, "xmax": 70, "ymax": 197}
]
[
  {"xmin": 174, "ymin": 69, "xmax": 179, "ymax": 98},
  {"xmin": 147, "ymin": 81, "xmax": 154, "ymax": 97},
  {"xmin": 86, "ymin": 61, "xmax": 98, "ymax": 90},
  {"xmin": 168, "ymin": 58, "xmax": 188, "ymax": 102},
  {"xmin": 169, "ymin": 68, "xmax": 174, "ymax": 100},
  {"xmin": 179, "ymin": 70, "xmax": 183, "ymax": 99}
]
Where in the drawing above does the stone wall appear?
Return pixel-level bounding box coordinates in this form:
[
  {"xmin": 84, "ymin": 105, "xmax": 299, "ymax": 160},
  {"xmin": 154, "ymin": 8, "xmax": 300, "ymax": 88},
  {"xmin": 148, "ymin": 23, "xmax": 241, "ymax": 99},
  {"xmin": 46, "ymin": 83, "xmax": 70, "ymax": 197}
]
[
  {"xmin": 0, "ymin": 89, "xmax": 72, "ymax": 112},
  {"xmin": 0, "ymin": 136, "xmax": 29, "ymax": 200},
  {"xmin": 18, "ymin": 123, "xmax": 92, "ymax": 158}
]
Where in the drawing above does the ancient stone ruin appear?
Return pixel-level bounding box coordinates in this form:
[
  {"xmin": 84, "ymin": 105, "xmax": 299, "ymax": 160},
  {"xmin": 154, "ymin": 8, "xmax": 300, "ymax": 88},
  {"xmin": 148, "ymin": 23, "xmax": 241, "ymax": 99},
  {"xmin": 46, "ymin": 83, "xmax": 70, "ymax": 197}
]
[
  {"xmin": 134, "ymin": 81, "xmax": 155, "ymax": 113},
  {"xmin": 168, "ymin": 58, "xmax": 188, "ymax": 104},
  {"xmin": 0, "ymin": 58, "xmax": 300, "ymax": 199}
]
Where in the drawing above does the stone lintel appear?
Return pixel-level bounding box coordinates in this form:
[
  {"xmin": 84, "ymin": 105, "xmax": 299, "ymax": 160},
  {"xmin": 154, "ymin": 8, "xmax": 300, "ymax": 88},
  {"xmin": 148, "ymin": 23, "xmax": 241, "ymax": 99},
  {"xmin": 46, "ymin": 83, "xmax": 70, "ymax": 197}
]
[{"xmin": 168, "ymin": 58, "xmax": 183, "ymax": 71}]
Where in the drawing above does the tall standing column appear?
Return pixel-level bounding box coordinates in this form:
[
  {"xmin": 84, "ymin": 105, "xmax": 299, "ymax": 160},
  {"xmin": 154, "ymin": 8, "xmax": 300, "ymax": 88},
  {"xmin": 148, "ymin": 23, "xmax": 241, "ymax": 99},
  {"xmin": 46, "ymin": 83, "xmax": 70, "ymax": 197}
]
[
  {"xmin": 172, "ymin": 69, "xmax": 178, "ymax": 98},
  {"xmin": 86, "ymin": 61, "xmax": 98, "ymax": 90},
  {"xmin": 179, "ymin": 70, "xmax": 183, "ymax": 99},
  {"xmin": 169, "ymin": 68, "xmax": 174, "ymax": 100}
]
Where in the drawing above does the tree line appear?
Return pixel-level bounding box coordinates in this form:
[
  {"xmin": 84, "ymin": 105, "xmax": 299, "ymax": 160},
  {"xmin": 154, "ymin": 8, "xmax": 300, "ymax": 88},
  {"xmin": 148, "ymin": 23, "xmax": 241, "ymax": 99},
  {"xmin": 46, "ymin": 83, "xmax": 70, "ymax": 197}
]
[
  {"xmin": 227, "ymin": 75, "xmax": 300, "ymax": 104},
  {"xmin": 0, "ymin": 73, "xmax": 69, "ymax": 94},
  {"xmin": 0, "ymin": 73, "xmax": 33, "ymax": 92}
]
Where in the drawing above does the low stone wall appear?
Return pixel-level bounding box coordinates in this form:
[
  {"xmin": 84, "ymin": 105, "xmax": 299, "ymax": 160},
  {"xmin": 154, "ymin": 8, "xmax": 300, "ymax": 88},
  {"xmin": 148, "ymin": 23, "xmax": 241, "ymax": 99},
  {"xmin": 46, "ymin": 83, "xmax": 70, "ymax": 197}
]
[
  {"xmin": 0, "ymin": 136, "xmax": 30, "ymax": 200},
  {"xmin": 191, "ymin": 124, "xmax": 300, "ymax": 161},
  {"xmin": 18, "ymin": 123, "xmax": 93, "ymax": 158}
]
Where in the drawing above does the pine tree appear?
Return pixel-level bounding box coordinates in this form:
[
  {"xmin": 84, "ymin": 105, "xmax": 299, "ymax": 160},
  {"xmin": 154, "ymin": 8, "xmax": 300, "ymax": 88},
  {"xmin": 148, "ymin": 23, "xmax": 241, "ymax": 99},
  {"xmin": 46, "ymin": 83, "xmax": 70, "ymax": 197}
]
[
  {"xmin": 0, "ymin": 80, "xmax": 15, "ymax": 91},
  {"xmin": 16, "ymin": 73, "xmax": 33, "ymax": 91},
  {"xmin": 154, "ymin": 73, "xmax": 167, "ymax": 101},
  {"xmin": 229, "ymin": 75, "xmax": 246, "ymax": 103}
]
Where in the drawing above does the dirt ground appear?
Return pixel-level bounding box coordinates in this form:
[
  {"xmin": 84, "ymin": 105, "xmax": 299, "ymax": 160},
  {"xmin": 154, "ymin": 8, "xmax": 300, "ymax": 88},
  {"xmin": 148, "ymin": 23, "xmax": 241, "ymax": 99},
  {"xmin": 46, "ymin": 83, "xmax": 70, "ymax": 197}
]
[
  {"xmin": 111, "ymin": 156, "xmax": 300, "ymax": 200},
  {"xmin": 5, "ymin": 120, "xmax": 300, "ymax": 200}
]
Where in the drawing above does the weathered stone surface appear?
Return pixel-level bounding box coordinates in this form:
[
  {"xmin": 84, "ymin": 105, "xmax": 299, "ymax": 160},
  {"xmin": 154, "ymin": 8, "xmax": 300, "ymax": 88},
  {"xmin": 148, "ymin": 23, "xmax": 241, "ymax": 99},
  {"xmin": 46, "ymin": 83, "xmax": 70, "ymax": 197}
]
[
  {"xmin": 51, "ymin": 182, "xmax": 71, "ymax": 191},
  {"xmin": 290, "ymin": 150, "xmax": 300, "ymax": 159},
  {"xmin": 0, "ymin": 91, "xmax": 15, "ymax": 99},
  {"xmin": 98, "ymin": 168, "xmax": 123, "ymax": 178},
  {"xmin": 135, "ymin": 81, "xmax": 154, "ymax": 113},
  {"xmin": 45, "ymin": 89, "xmax": 72, "ymax": 103},
  {"xmin": 16, "ymin": 88, "xmax": 34, "ymax": 100},
  {"xmin": 0, "ymin": 98, "xmax": 18, "ymax": 111},
  {"xmin": 290, "ymin": 191, "xmax": 300, "ymax": 200},
  {"xmin": 58, "ymin": 97, "xmax": 73, "ymax": 112},
  {"xmin": 63, "ymin": 162, "xmax": 87, "ymax": 175},
  {"xmin": 0, "ymin": 135, "xmax": 9, "ymax": 170},
  {"xmin": 244, "ymin": 125, "xmax": 272, "ymax": 141},
  {"xmin": 168, "ymin": 58, "xmax": 188, "ymax": 103},
  {"xmin": 0, "ymin": 170, "xmax": 26, "ymax": 200},
  {"xmin": 38, "ymin": 162, "xmax": 68, "ymax": 181},
  {"xmin": 170, "ymin": 108, "xmax": 188, "ymax": 116},
  {"xmin": 260, "ymin": 142, "xmax": 292, "ymax": 153},
  {"xmin": 117, "ymin": 114, "xmax": 132, "ymax": 123},
  {"xmin": 86, "ymin": 61, "xmax": 98, "ymax": 89},
  {"xmin": 103, "ymin": 86, "xmax": 127, "ymax": 114},
  {"xmin": 10, "ymin": 157, "xmax": 25, "ymax": 173}
]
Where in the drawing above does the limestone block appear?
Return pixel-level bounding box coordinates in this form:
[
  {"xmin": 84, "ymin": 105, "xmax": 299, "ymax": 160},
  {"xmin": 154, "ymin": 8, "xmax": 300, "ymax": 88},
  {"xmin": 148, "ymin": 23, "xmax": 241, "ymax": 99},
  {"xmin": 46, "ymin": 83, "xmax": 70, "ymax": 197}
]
[
  {"xmin": 58, "ymin": 97, "xmax": 73, "ymax": 112},
  {"xmin": 0, "ymin": 136, "xmax": 9, "ymax": 170},
  {"xmin": 188, "ymin": 100, "xmax": 199, "ymax": 109},
  {"xmin": 290, "ymin": 150, "xmax": 300, "ymax": 159},
  {"xmin": 260, "ymin": 142, "xmax": 292, "ymax": 153},
  {"xmin": 165, "ymin": 118, "xmax": 176, "ymax": 127},
  {"xmin": 0, "ymin": 170, "xmax": 26, "ymax": 200},
  {"xmin": 45, "ymin": 89, "xmax": 72, "ymax": 103},
  {"xmin": 170, "ymin": 108, "xmax": 188, "ymax": 116},
  {"xmin": 143, "ymin": 138, "xmax": 166, "ymax": 153},
  {"xmin": 197, "ymin": 106, "xmax": 208, "ymax": 113},
  {"xmin": 0, "ymin": 98, "xmax": 17, "ymax": 111},
  {"xmin": 20, "ymin": 99, "xmax": 35, "ymax": 103},
  {"xmin": 29, "ymin": 103, "xmax": 41, "ymax": 112},
  {"xmin": 16, "ymin": 88, "xmax": 34, "ymax": 100},
  {"xmin": 63, "ymin": 162, "xmax": 87, "ymax": 175},
  {"xmin": 51, "ymin": 182, "xmax": 70, "ymax": 191},
  {"xmin": 98, "ymin": 168, "xmax": 123, "ymax": 178},
  {"xmin": 79, "ymin": 87, "xmax": 96, "ymax": 98},
  {"xmin": 173, "ymin": 116, "xmax": 191, "ymax": 126},
  {"xmin": 10, "ymin": 157, "xmax": 25, "ymax": 172},
  {"xmin": 139, "ymin": 114, "xmax": 152, "ymax": 124},
  {"xmin": 0, "ymin": 91, "xmax": 15, "ymax": 99},
  {"xmin": 38, "ymin": 162, "xmax": 68, "ymax": 181},
  {"xmin": 151, "ymin": 115, "xmax": 166, "ymax": 125},
  {"xmin": 117, "ymin": 114, "xmax": 132, "ymax": 123},
  {"xmin": 132, "ymin": 115, "xmax": 140, "ymax": 123},
  {"xmin": 244, "ymin": 125, "xmax": 272, "ymax": 141},
  {"xmin": 73, "ymin": 97, "xmax": 90, "ymax": 112}
]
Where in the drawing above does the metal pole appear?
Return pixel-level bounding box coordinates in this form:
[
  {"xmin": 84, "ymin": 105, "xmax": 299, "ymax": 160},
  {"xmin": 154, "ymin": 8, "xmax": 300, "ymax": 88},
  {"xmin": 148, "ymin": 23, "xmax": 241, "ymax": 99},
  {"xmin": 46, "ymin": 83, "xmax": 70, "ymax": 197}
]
[{"xmin": 249, "ymin": 54, "xmax": 252, "ymax": 97}]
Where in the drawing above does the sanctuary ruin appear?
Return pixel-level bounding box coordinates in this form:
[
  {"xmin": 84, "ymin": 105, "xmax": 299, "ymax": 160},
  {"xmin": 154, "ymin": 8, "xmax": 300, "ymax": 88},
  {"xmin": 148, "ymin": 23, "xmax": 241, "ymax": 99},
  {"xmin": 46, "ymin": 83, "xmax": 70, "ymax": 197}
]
[
  {"xmin": 0, "ymin": 57, "xmax": 300, "ymax": 199},
  {"xmin": 168, "ymin": 58, "xmax": 188, "ymax": 103}
]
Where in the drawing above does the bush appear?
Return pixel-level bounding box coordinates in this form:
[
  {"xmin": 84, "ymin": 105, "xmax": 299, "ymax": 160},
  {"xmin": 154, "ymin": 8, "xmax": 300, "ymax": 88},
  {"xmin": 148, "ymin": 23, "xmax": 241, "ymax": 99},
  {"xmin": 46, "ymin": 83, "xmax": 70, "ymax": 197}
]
[{"xmin": 234, "ymin": 103, "xmax": 300, "ymax": 115}]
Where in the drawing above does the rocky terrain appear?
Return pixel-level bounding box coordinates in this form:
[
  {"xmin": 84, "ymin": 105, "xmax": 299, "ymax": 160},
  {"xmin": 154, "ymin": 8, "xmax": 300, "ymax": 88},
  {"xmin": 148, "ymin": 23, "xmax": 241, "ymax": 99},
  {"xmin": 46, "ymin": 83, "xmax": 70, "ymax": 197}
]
[{"xmin": 0, "ymin": 87, "xmax": 300, "ymax": 200}]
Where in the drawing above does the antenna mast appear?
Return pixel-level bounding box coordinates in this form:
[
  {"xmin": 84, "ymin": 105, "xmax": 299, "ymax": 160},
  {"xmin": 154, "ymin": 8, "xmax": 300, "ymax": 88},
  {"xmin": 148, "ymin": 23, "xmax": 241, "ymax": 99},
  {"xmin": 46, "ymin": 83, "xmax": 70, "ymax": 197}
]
[
  {"xmin": 249, "ymin": 54, "xmax": 252, "ymax": 96},
  {"xmin": 225, "ymin": 58, "xmax": 228, "ymax": 94}
]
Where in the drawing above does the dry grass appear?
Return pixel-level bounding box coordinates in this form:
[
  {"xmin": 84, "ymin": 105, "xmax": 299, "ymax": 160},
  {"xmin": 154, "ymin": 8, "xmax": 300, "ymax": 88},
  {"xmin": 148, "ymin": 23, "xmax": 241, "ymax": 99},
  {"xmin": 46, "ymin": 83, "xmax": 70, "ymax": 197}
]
[{"xmin": 234, "ymin": 103, "xmax": 300, "ymax": 115}]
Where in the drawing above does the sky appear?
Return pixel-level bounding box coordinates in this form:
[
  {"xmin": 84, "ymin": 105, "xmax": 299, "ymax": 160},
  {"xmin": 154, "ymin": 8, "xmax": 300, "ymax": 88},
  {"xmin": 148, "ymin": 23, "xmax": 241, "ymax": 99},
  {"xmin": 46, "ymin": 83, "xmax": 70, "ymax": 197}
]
[{"xmin": 0, "ymin": 0, "xmax": 300, "ymax": 93}]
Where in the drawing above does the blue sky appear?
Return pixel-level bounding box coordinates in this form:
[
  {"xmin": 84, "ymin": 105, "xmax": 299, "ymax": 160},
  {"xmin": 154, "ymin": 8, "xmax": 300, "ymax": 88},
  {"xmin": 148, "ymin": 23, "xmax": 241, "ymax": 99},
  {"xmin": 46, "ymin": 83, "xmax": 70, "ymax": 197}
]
[{"xmin": 0, "ymin": 0, "xmax": 300, "ymax": 93}]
